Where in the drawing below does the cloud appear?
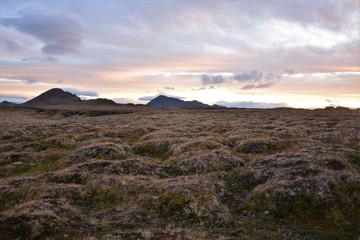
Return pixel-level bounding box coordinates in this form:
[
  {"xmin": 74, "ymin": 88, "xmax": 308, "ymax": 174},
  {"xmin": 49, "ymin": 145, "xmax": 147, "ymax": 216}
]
[
  {"xmin": 284, "ymin": 69, "xmax": 295, "ymax": 75},
  {"xmin": 0, "ymin": 94, "xmax": 29, "ymax": 103},
  {"xmin": 0, "ymin": 76, "xmax": 37, "ymax": 84},
  {"xmin": 326, "ymin": 99, "xmax": 340, "ymax": 107},
  {"xmin": 326, "ymin": 100, "xmax": 339, "ymax": 103},
  {"xmin": 265, "ymin": 73, "xmax": 275, "ymax": 80},
  {"xmin": 233, "ymin": 70, "xmax": 263, "ymax": 82},
  {"xmin": 201, "ymin": 74, "xmax": 225, "ymax": 85},
  {"xmin": 241, "ymin": 81, "xmax": 275, "ymax": 90},
  {"xmin": 216, "ymin": 101, "xmax": 289, "ymax": 109},
  {"xmin": 164, "ymin": 86, "xmax": 175, "ymax": 90},
  {"xmin": 192, "ymin": 85, "xmax": 216, "ymax": 91},
  {"xmin": 233, "ymin": 70, "xmax": 279, "ymax": 90},
  {"xmin": 24, "ymin": 77, "xmax": 37, "ymax": 84},
  {"xmin": 138, "ymin": 92, "xmax": 185, "ymax": 101},
  {"xmin": 196, "ymin": 70, "xmax": 281, "ymax": 89},
  {"xmin": 0, "ymin": 14, "xmax": 84, "ymax": 55},
  {"xmin": 113, "ymin": 97, "xmax": 137, "ymax": 104},
  {"xmin": 0, "ymin": 37, "xmax": 21, "ymax": 52},
  {"xmin": 63, "ymin": 88, "xmax": 98, "ymax": 97},
  {"xmin": 21, "ymin": 56, "xmax": 57, "ymax": 63},
  {"xmin": 138, "ymin": 96, "xmax": 156, "ymax": 101}
]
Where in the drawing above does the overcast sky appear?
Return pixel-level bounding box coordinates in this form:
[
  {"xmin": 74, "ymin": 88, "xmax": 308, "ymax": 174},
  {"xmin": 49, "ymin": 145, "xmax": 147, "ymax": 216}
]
[{"xmin": 0, "ymin": 0, "xmax": 359, "ymax": 108}]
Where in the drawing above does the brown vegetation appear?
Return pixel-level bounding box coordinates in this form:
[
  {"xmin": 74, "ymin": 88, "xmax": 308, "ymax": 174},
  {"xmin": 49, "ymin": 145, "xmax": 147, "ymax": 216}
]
[{"xmin": 0, "ymin": 105, "xmax": 359, "ymax": 239}]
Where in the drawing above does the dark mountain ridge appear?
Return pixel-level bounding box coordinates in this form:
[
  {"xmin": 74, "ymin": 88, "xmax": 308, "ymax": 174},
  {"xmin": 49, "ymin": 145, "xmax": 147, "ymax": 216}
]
[
  {"xmin": 82, "ymin": 98, "xmax": 117, "ymax": 105},
  {"xmin": 0, "ymin": 101, "xmax": 16, "ymax": 105},
  {"xmin": 23, "ymin": 88, "xmax": 82, "ymax": 106},
  {"xmin": 147, "ymin": 95, "xmax": 226, "ymax": 109},
  {"xmin": 21, "ymin": 89, "xmax": 225, "ymax": 109},
  {"xmin": 23, "ymin": 88, "xmax": 118, "ymax": 106}
]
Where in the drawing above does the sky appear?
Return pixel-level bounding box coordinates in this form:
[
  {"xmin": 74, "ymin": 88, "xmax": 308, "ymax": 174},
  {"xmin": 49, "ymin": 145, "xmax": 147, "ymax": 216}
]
[{"xmin": 0, "ymin": 0, "xmax": 359, "ymax": 108}]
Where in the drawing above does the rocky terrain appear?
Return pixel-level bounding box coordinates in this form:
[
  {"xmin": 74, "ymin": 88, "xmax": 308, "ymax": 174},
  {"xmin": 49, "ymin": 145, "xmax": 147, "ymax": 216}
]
[{"xmin": 0, "ymin": 105, "xmax": 359, "ymax": 239}]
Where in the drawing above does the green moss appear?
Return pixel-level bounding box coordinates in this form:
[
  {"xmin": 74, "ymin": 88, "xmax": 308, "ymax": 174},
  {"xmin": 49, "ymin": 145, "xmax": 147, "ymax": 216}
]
[
  {"xmin": 0, "ymin": 145, "xmax": 16, "ymax": 152},
  {"xmin": 0, "ymin": 156, "xmax": 35, "ymax": 177},
  {"xmin": 184, "ymin": 139, "xmax": 223, "ymax": 152},
  {"xmin": 203, "ymin": 140, "xmax": 222, "ymax": 149},
  {"xmin": 22, "ymin": 139, "xmax": 70, "ymax": 152},
  {"xmin": 48, "ymin": 172, "xmax": 91, "ymax": 185},
  {"xmin": 70, "ymin": 183, "xmax": 135, "ymax": 211},
  {"xmin": 242, "ymin": 184, "xmax": 360, "ymax": 236},
  {"xmin": 118, "ymin": 128, "xmax": 150, "ymax": 143},
  {"xmin": 133, "ymin": 140, "xmax": 170, "ymax": 159},
  {"xmin": 74, "ymin": 189, "xmax": 119, "ymax": 210},
  {"xmin": 1, "ymin": 134, "xmax": 13, "ymax": 141},
  {"xmin": 0, "ymin": 191, "xmax": 21, "ymax": 212},
  {"xmin": 221, "ymin": 171, "xmax": 268, "ymax": 211},
  {"xmin": 0, "ymin": 153, "xmax": 65, "ymax": 178},
  {"xmin": 0, "ymin": 187, "xmax": 37, "ymax": 212},
  {"xmin": 344, "ymin": 152, "xmax": 360, "ymax": 172},
  {"xmin": 142, "ymin": 193, "xmax": 198, "ymax": 223},
  {"xmin": 31, "ymin": 221, "xmax": 71, "ymax": 240},
  {"xmin": 236, "ymin": 139, "xmax": 278, "ymax": 154},
  {"xmin": 159, "ymin": 165, "xmax": 183, "ymax": 178}
]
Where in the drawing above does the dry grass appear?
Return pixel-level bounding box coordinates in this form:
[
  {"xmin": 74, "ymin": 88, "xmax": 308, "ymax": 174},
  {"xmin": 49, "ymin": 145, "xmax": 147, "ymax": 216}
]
[{"xmin": 0, "ymin": 105, "xmax": 359, "ymax": 239}]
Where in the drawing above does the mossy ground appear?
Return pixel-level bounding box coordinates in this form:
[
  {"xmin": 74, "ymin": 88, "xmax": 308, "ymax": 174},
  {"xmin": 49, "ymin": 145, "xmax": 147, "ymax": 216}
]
[{"xmin": 0, "ymin": 106, "xmax": 359, "ymax": 239}]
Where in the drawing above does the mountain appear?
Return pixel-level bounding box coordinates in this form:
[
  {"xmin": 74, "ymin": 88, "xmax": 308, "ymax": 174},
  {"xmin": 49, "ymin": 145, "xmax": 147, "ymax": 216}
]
[
  {"xmin": 83, "ymin": 98, "xmax": 117, "ymax": 105},
  {"xmin": 23, "ymin": 89, "xmax": 118, "ymax": 106},
  {"xmin": 147, "ymin": 95, "xmax": 226, "ymax": 109},
  {"xmin": 0, "ymin": 101, "xmax": 16, "ymax": 105},
  {"xmin": 211, "ymin": 104, "xmax": 227, "ymax": 109},
  {"xmin": 23, "ymin": 88, "xmax": 81, "ymax": 106},
  {"xmin": 22, "ymin": 89, "xmax": 226, "ymax": 109}
]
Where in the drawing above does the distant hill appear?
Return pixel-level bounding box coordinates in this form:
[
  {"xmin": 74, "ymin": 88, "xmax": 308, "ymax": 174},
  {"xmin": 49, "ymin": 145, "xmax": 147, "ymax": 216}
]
[
  {"xmin": 22, "ymin": 89, "xmax": 226, "ymax": 109},
  {"xmin": 23, "ymin": 88, "xmax": 82, "ymax": 106},
  {"xmin": 83, "ymin": 98, "xmax": 117, "ymax": 105},
  {"xmin": 147, "ymin": 95, "xmax": 226, "ymax": 109},
  {"xmin": 211, "ymin": 104, "xmax": 227, "ymax": 109},
  {"xmin": 0, "ymin": 101, "xmax": 16, "ymax": 105},
  {"xmin": 23, "ymin": 88, "xmax": 119, "ymax": 106}
]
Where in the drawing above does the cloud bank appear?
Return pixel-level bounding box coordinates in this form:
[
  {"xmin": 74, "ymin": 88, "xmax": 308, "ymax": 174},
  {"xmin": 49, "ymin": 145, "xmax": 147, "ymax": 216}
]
[
  {"xmin": 199, "ymin": 70, "xmax": 281, "ymax": 90},
  {"xmin": 0, "ymin": 37, "xmax": 21, "ymax": 52},
  {"xmin": 201, "ymin": 74, "xmax": 225, "ymax": 85},
  {"xmin": 63, "ymin": 88, "xmax": 98, "ymax": 97},
  {"xmin": 139, "ymin": 93, "xmax": 186, "ymax": 101},
  {"xmin": 234, "ymin": 70, "xmax": 280, "ymax": 90},
  {"xmin": 0, "ymin": 94, "xmax": 29, "ymax": 103},
  {"xmin": 0, "ymin": 14, "xmax": 84, "ymax": 55},
  {"xmin": 217, "ymin": 101, "xmax": 289, "ymax": 109},
  {"xmin": 0, "ymin": 76, "xmax": 38, "ymax": 84}
]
